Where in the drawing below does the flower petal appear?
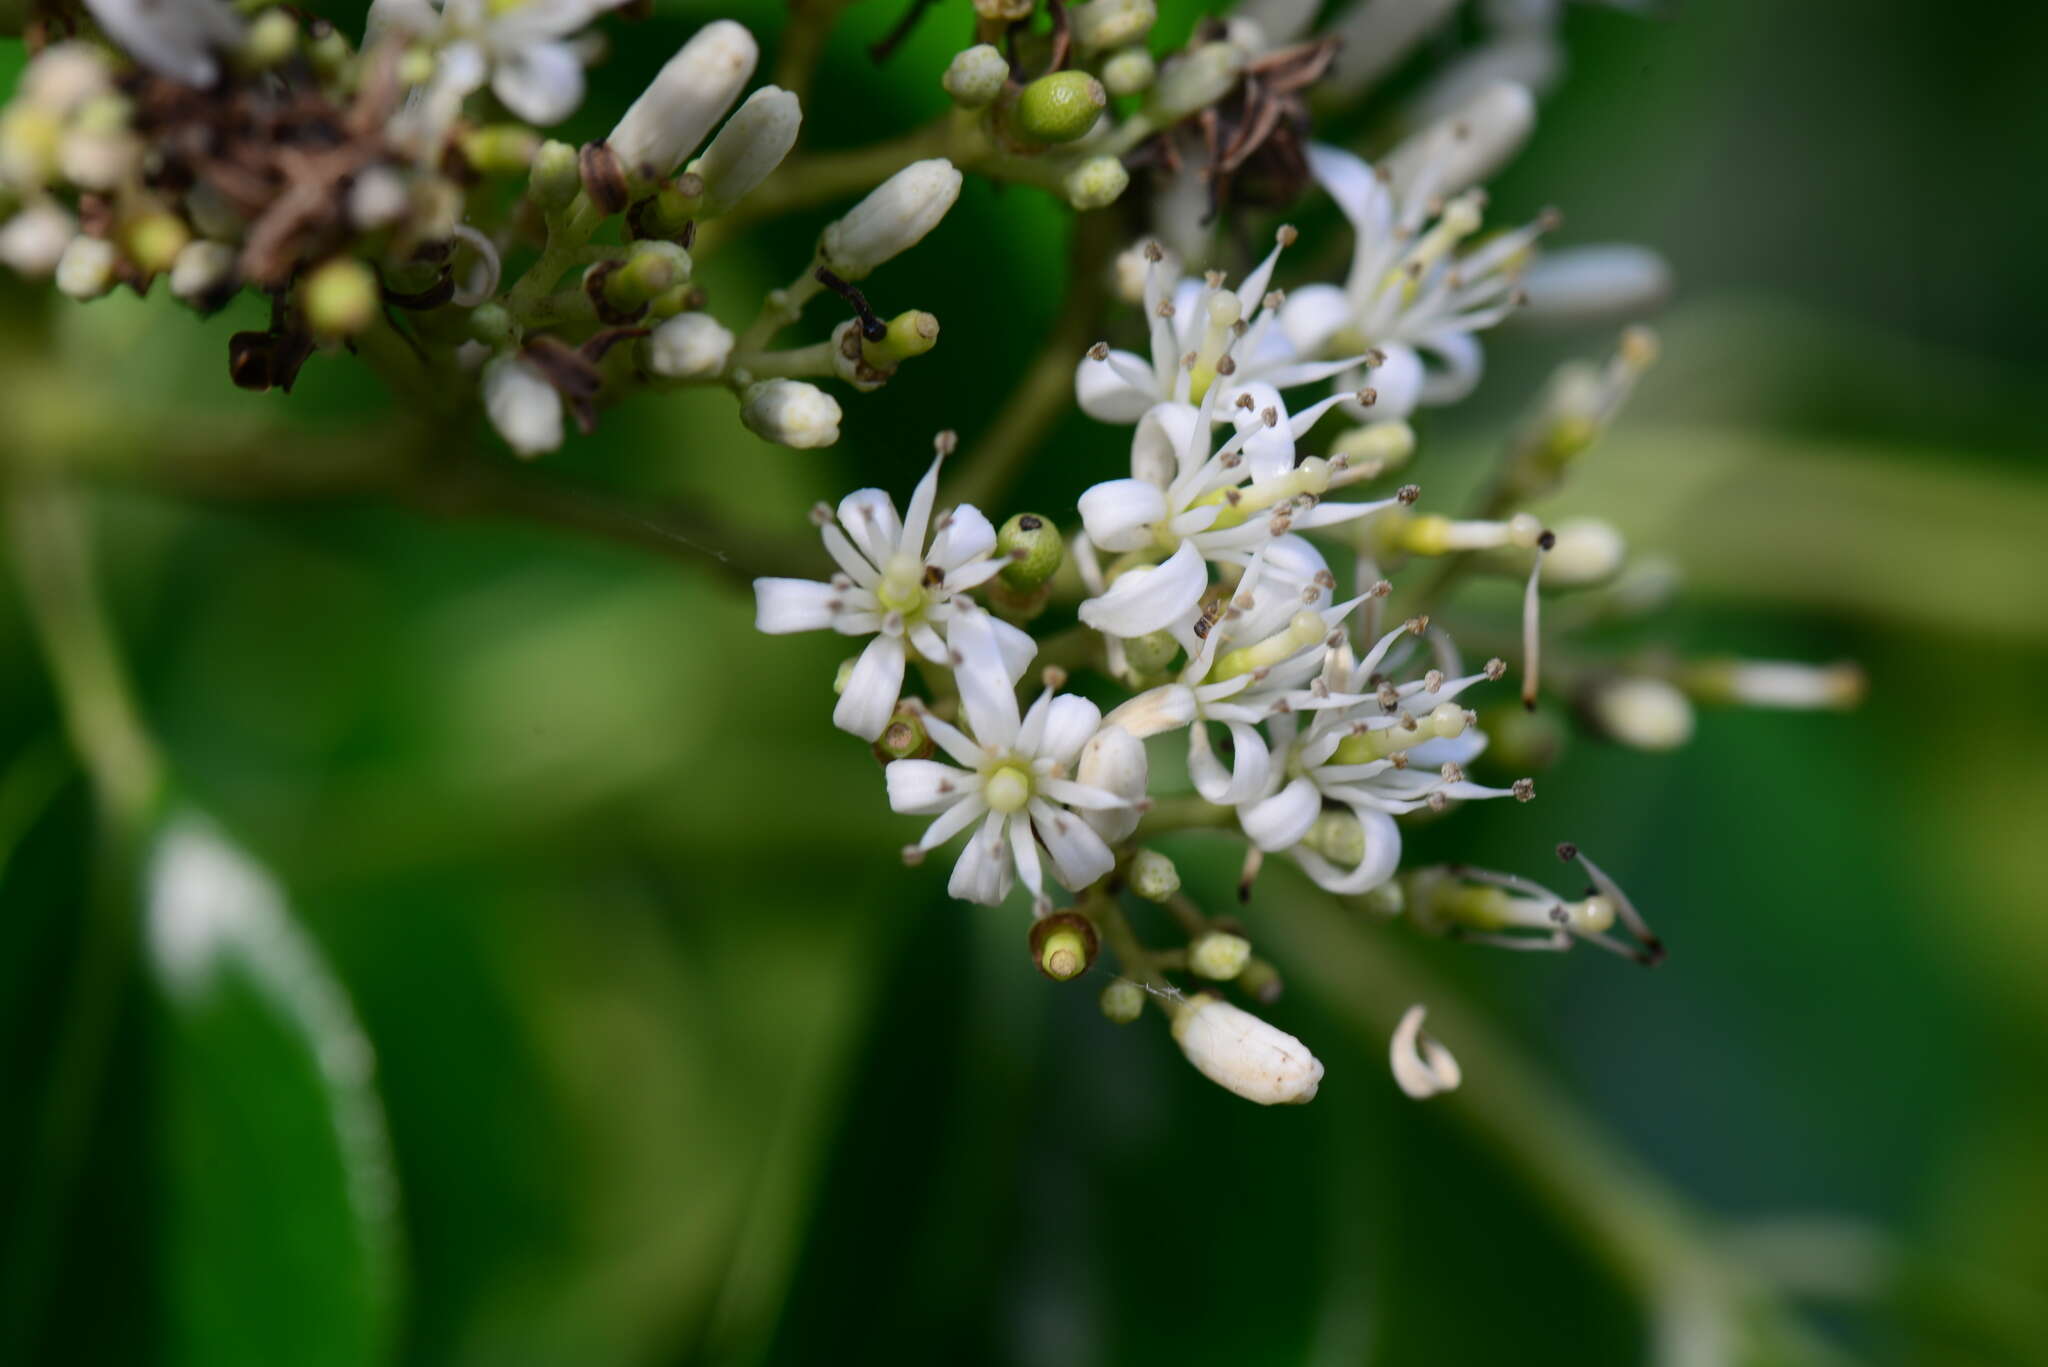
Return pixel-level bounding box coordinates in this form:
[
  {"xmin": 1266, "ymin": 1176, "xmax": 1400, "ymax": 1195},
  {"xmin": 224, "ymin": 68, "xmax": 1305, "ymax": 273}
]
[
  {"xmin": 1077, "ymin": 539, "xmax": 1206, "ymax": 639},
  {"xmin": 1078, "ymin": 478, "xmax": 1169, "ymax": 554},
  {"xmin": 948, "ymin": 810, "xmax": 1015, "ymax": 905},
  {"xmin": 1029, "ymin": 798, "xmax": 1116, "ymax": 891},
  {"xmin": 1306, "ymin": 142, "xmax": 1393, "ymax": 239},
  {"xmin": 947, "ymin": 606, "xmax": 1019, "ymax": 749},
  {"xmin": 1292, "ymin": 805, "xmax": 1402, "ymax": 895},
  {"xmin": 1238, "ymin": 775, "xmax": 1321, "ymax": 852},
  {"xmin": 491, "ymin": 38, "xmax": 585, "ymax": 126},
  {"xmin": 1036, "ymin": 695, "xmax": 1103, "ymax": 769},
  {"xmin": 1076, "ymin": 349, "xmax": 1159, "ymax": 423},
  {"xmin": 1279, "ymin": 283, "xmax": 1353, "ymax": 359},
  {"xmin": 832, "ymin": 632, "xmax": 905, "ymax": 740},
  {"xmin": 927, "ymin": 503, "xmax": 995, "ymax": 571},
  {"xmin": 753, "ymin": 577, "xmax": 840, "ymax": 634},
  {"xmin": 1009, "ymin": 816, "xmax": 1045, "ymax": 899},
  {"xmin": 885, "ymin": 758, "xmax": 976, "ymax": 814},
  {"xmin": 837, "ymin": 488, "xmax": 903, "ymax": 568}
]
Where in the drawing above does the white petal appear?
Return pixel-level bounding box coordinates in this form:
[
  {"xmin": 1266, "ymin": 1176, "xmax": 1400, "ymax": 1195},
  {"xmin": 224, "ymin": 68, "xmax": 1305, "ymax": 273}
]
[
  {"xmin": 1384, "ymin": 81, "xmax": 1535, "ymax": 204},
  {"xmin": 837, "ymin": 488, "xmax": 903, "ymax": 568},
  {"xmin": 1418, "ymin": 330, "xmax": 1484, "ymax": 405},
  {"xmin": 1390, "ymin": 1004, "xmax": 1461, "ymax": 1100},
  {"xmin": 1077, "ymin": 539, "xmax": 1207, "ymax": 639},
  {"xmin": 1131, "ymin": 401, "xmax": 1200, "ymax": 488},
  {"xmin": 1306, "ymin": 142, "xmax": 1394, "ymax": 238},
  {"xmin": 832, "ymin": 633, "xmax": 905, "ymax": 740},
  {"xmin": 1009, "ymin": 814, "xmax": 1045, "ymax": 898},
  {"xmin": 927, "ymin": 504, "xmax": 996, "ymax": 571},
  {"xmin": 899, "ymin": 453, "xmax": 943, "ymax": 555},
  {"xmin": 491, "ymin": 39, "xmax": 585, "ymax": 126},
  {"xmin": 1238, "ymin": 775, "xmax": 1320, "ymax": 852},
  {"xmin": 1036, "ymin": 695, "xmax": 1104, "ymax": 769},
  {"xmin": 947, "ymin": 606, "xmax": 1020, "ymax": 749},
  {"xmin": 1518, "ymin": 244, "xmax": 1672, "ymax": 325},
  {"xmin": 753, "ymin": 577, "xmax": 840, "ymax": 634},
  {"xmin": 1293, "ymin": 806, "xmax": 1402, "ymax": 895},
  {"xmin": 1028, "ymin": 799, "xmax": 1116, "ymax": 891},
  {"xmin": 1078, "ymin": 478, "xmax": 1170, "ymax": 553},
  {"xmin": 885, "ymin": 759, "xmax": 976, "ymax": 815},
  {"xmin": 1232, "ymin": 382, "xmax": 1298, "ymax": 481},
  {"xmin": 947, "ymin": 810, "xmax": 1015, "ymax": 905},
  {"xmin": 1076, "ymin": 351, "xmax": 1159, "ymax": 423},
  {"xmin": 1103, "ymin": 685, "xmax": 1198, "ymax": 739},
  {"xmin": 988, "ymin": 615, "xmax": 1038, "ymax": 684},
  {"xmin": 1279, "ymin": 283, "xmax": 1353, "ymax": 359},
  {"xmin": 915, "ymin": 793, "xmax": 987, "ymax": 852}
]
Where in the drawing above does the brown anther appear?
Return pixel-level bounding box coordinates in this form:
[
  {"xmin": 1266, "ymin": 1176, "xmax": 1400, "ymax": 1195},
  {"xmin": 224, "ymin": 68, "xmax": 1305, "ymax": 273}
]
[
  {"xmin": 1390, "ymin": 752, "xmax": 1410, "ymax": 769},
  {"xmin": 1276, "ymin": 224, "xmax": 1298, "ymax": 247},
  {"xmin": 1234, "ymin": 392, "xmax": 1255, "ymax": 409},
  {"xmin": 1424, "ymin": 669, "xmax": 1443, "ymax": 691},
  {"xmin": 1263, "ymin": 290, "xmax": 1285, "ymax": 310},
  {"xmin": 1439, "ymin": 762, "xmax": 1464, "ymax": 782},
  {"xmin": 1087, "ymin": 340, "xmax": 1110, "ymax": 361},
  {"xmin": 1404, "ymin": 615, "xmax": 1429, "ymax": 635},
  {"xmin": 1205, "ymin": 270, "xmax": 1225, "ymax": 287},
  {"xmin": 1261, "ymin": 406, "xmax": 1278, "ymax": 427},
  {"xmin": 809, "ymin": 502, "xmax": 834, "ymax": 526},
  {"xmin": 923, "ymin": 564, "xmax": 945, "ymax": 586},
  {"xmin": 1426, "ymin": 792, "xmax": 1448, "ymax": 812},
  {"xmin": 1157, "ymin": 299, "xmax": 1176, "ymax": 318},
  {"xmin": 1399, "ymin": 712, "xmax": 1419, "ymax": 732},
  {"xmin": 1396, "ymin": 484, "xmax": 1421, "ymax": 505},
  {"xmin": 1370, "ymin": 579, "xmax": 1392, "ymax": 598},
  {"xmin": 1356, "ymin": 387, "xmax": 1379, "ymax": 406},
  {"xmin": 1513, "ymin": 778, "xmax": 1537, "ymax": 803},
  {"xmin": 1537, "ymin": 529, "xmax": 1556, "ymax": 550},
  {"xmin": 1484, "ymin": 657, "xmax": 1507, "ymax": 680},
  {"xmin": 1365, "ymin": 348, "xmax": 1387, "ymax": 367},
  {"xmin": 1144, "ymin": 240, "xmax": 1164, "ymax": 262},
  {"xmin": 934, "ymin": 429, "xmax": 958, "ymax": 456},
  {"xmin": 1041, "ymin": 665, "xmax": 1069, "ymax": 691},
  {"xmin": 1556, "ymin": 841, "xmax": 1578, "ymax": 861},
  {"xmin": 1313, "ymin": 569, "xmax": 1336, "ymax": 589},
  {"xmin": 1216, "ymin": 355, "xmax": 1237, "ymax": 376}
]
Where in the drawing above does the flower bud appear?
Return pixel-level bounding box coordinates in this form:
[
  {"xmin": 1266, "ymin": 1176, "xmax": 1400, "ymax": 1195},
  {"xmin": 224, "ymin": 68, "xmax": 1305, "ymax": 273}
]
[
  {"xmin": 54, "ymin": 235, "xmax": 117, "ymax": 299},
  {"xmin": 1477, "ymin": 703, "xmax": 1564, "ymax": 773},
  {"xmin": 1016, "ymin": 71, "xmax": 1106, "ymax": 144},
  {"xmin": 1147, "ymin": 42, "xmax": 1244, "ymax": 123},
  {"xmin": 871, "ymin": 707, "xmax": 934, "ymax": 763},
  {"xmin": 1173, "ymin": 995, "xmax": 1323, "ymax": 1105},
  {"xmin": 0, "ymin": 202, "xmax": 75, "ymax": 277},
  {"xmin": 20, "ymin": 44, "xmax": 113, "ymax": 115},
  {"xmin": 692, "ymin": 85, "xmax": 801, "ymax": 214},
  {"xmin": 114, "ymin": 209, "xmax": 185, "ymax": 275},
  {"xmin": 0, "ymin": 105, "xmax": 61, "ymax": 187},
  {"xmin": 1301, "ymin": 810, "xmax": 1365, "ymax": 868},
  {"xmin": 529, "ymin": 139, "xmax": 581, "ymax": 210},
  {"xmin": 1099, "ymin": 978, "xmax": 1145, "ymax": 1024},
  {"xmin": 1390, "ymin": 1004, "xmax": 1460, "ymax": 1099},
  {"xmin": 1684, "ymin": 659, "xmax": 1867, "ymax": 711},
  {"xmin": 942, "ymin": 45, "xmax": 1009, "ymax": 108},
  {"xmin": 1030, "ymin": 912, "xmax": 1099, "ymax": 981},
  {"xmin": 1075, "ymin": 725, "xmax": 1145, "ymax": 843},
  {"xmin": 1063, "ymin": 155, "xmax": 1129, "ymax": 211},
  {"xmin": 604, "ymin": 240, "xmax": 691, "ymax": 311},
  {"xmin": 1540, "ymin": 517, "xmax": 1625, "ymax": 586},
  {"xmin": 1071, "ymin": 0, "xmax": 1156, "ymax": 52},
  {"xmin": 461, "ymin": 124, "xmax": 541, "ymax": 176},
  {"xmin": 240, "ymin": 8, "xmax": 299, "ymax": 70},
  {"xmin": 1586, "ymin": 676, "xmax": 1695, "ymax": 752},
  {"xmin": 996, "ymin": 513, "xmax": 1064, "ymax": 590},
  {"xmin": 58, "ymin": 93, "xmax": 139, "ymax": 189},
  {"xmin": 301, "ymin": 257, "xmax": 378, "ymax": 337},
  {"xmin": 609, "ymin": 20, "xmax": 759, "ymax": 180},
  {"xmin": 818, "ymin": 158, "xmax": 963, "ymax": 281},
  {"xmin": 1190, "ymin": 931, "xmax": 1251, "ymax": 981},
  {"xmin": 645, "ymin": 311, "xmax": 734, "ymax": 379},
  {"xmin": 168, "ymin": 238, "xmax": 236, "ymax": 304},
  {"xmin": 1121, "ymin": 629, "xmax": 1180, "ymax": 676},
  {"xmin": 741, "ymin": 379, "xmax": 841, "ymax": 448},
  {"xmin": 1100, "ymin": 47, "xmax": 1156, "ymax": 97},
  {"xmin": 483, "ymin": 354, "xmax": 563, "ymax": 459},
  {"xmin": 1128, "ymin": 849, "xmax": 1180, "ymax": 902}
]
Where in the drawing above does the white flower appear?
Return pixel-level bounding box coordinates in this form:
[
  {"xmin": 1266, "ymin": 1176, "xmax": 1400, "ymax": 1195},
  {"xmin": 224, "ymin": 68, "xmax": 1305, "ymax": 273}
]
[
  {"xmin": 818, "ymin": 158, "xmax": 963, "ymax": 282},
  {"xmin": 481, "ymin": 353, "xmax": 562, "ymax": 457},
  {"xmin": 885, "ymin": 607, "xmax": 1126, "ymax": 908},
  {"xmin": 740, "ymin": 379, "xmax": 840, "ymax": 449},
  {"xmin": 607, "ymin": 19, "xmax": 759, "ymax": 178},
  {"xmin": 1281, "ymin": 139, "xmax": 1556, "ymax": 420},
  {"xmin": 84, "ymin": 0, "xmax": 242, "ymax": 87},
  {"xmin": 1072, "ymin": 385, "xmax": 1399, "ymax": 638},
  {"xmin": 1075, "ymin": 232, "xmax": 1364, "ymax": 425},
  {"xmin": 1389, "ymin": 1004, "xmax": 1460, "ymax": 1099},
  {"xmin": 754, "ymin": 448, "xmax": 1033, "ymax": 740},
  {"xmin": 1234, "ymin": 621, "xmax": 1524, "ymax": 894},
  {"xmin": 370, "ymin": 0, "xmax": 626, "ymax": 133},
  {"xmin": 1172, "ymin": 994, "xmax": 1323, "ymax": 1105}
]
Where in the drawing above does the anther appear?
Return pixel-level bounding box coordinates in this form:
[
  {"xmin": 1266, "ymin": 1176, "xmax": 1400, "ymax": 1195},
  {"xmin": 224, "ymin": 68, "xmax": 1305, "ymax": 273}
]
[
  {"xmin": 1369, "ymin": 579, "xmax": 1392, "ymax": 598},
  {"xmin": 1390, "ymin": 752, "xmax": 1409, "ymax": 769},
  {"xmin": 1537, "ymin": 529, "xmax": 1556, "ymax": 551},
  {"xmin": 901, "ymin": 844, "xmax": 926, "ymax": 866},
  {"xmin": 1088, "ymin": 341, "xmax": 1110, "ymax": 360},
  {"xmin": 934, "ymin": 429, "xmax": 958, "ymax": 456},
  {"xmin": 1365, "ymin": 348, "xmax": 1386, "ymax": 367},
  {"xmin": 1143, "ymin": 240, "xmax": 1164, "ymax": 262},
  {"xmin": 1261, "ymin": 406, "xmax": 1278, "ymax": 427},
  {"xmin": 1216, "ymin": 355, "xmax": 1237, "ymax": 376},
  {"xmin": 1313, "ymin": 569, "xmax": 1336, "ymax": 589},
  {"xmin": 1264, "ymin": 290, "xmax": 1285, "ymax": 310},
  {"xmin": 1276, "ymin": 224, "xmax": 1298, "ymax": 247},
  {"xmin": 1513, "ymin": 778, "xmax": 1537, "ymax": 802},
  {"xmin": 1427, "ymin": 792, "xmax": 1448, "ymax": 812},
  {"xmin": 1556, "ymin": 842, "xmax": 1578, "ymax": 861},
  {"xmin": 1234, "ymin": 392, "xmax": 1255, "ymax": 409},
  {"xmin": 809, "ymin": 502, "xmax": 834, "ymax": 526},
  {"xmin": 1404, "ymin": 615, "xmax": 1429, "ymax": 635},
  {"xmin": 1424, "ymin": 669, "xmax": 1444, "ymax": 692},
  {"xmin": 1356, "ymin": 387, "xmax": 1379, "ymax": 406},
  {"xmin": 1396, "ymin": 484, "xmax": 1421, "ymax": 505},
  {"xmin": 1440, "ymin": 762, "xmax": 1464, "ymax": 782},
  {"xmin": 1042, "ymin": 665, "xmax": 1068, "ymax": 690},
  {"xmin": 1484, "ymin": 657, "xmax": 1507, "ymax": 680}
]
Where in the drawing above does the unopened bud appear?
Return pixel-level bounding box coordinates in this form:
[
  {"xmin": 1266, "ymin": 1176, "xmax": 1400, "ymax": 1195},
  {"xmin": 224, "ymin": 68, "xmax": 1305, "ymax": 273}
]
[
  {"xmin": 1128, "ymin": 848, "xmax": 1180, "ymax": 902},
  {"xmin": 529, "ymin": 140, "xmax": 581, "ymax": 210},
  {"xmin": 741, "ymin": 379, "xmax": 841, "ymax": 448},
  {"xmin": 120, "ymin": 211, "xmax": 188, "ymax": 275},
  {"xmin": 1016, "ymin": 71, "xmax": 1107, "ymax": 144},
  {"xmin": 1071, "ymin": 0, "xmax": 1157, "ymax": 52},
  {"xmin": 1302, "ymin": 810, "xmax": 1365, "ymax": 868},
  {"xmin": 1190, "ymin": 931, "xmax": 1251, "ymax": 980},
  {"xmin": 1587, "ymin": 677, "xmax": 1695, "ymax": 752},
  {"xmin": 1030, "ymin": 912, "xmax": 1099, "ymax": 981},
  {"xmin": 942, "ymin": 45, "xmax": 1009, "ymax": 108},
  {"xmin": 1122, "ymin": 628, "xmax": 1181, "ymax": 675},
  {"xmin": 462, "ymin": 124, "xmax": 541, "ymax": 176},
  {"xmin": 0, "ymin": 203, "xmax": 74, "ymax": 277},
  {"xmin": 1147, "ymin": 42, "xmax": 1244, "ymax": 123},
  {"xmin": 1541, "ymin": 518, "xmax": 1625, "ymax": 586},
  {"xmin": 54, "ymin": 235, "xmax": 117, "ymax": 299},
  {"xmin": 818, "ymin": 158, "xmax": 962, "ymax": 281},
  {"xmin": 692, "ymin": 85, "xmax": 802, "ymax": 213},
  {"xmin": 605, "ymin": 240, "xmax": 691, "ymax": 310},
  {"xmin": 301, "ymin": 257, "xmax": 378, "ymax": 337},
  {"xmin": 1519, "ymin": 245, "xmax": 1673, "ymax": 326},
  {"xmin": 1075, "ymin": 725, "xmax": 1145, "ymax": 844},
  {"xmin": 997, "ymin": 513, "xmax": 1064, "ymax": 590},
  {"xmin": 1173, "ymin": 995, "xmax": 1323, "ymax": 1105},
  {"xmin": 871, "ymin": 707, "xmax": 935, "ymax": 763},
  {"xmin": 239, "ymin": 7, "xmax": 299, "ymax": 69},
  {"xmin": 609, "ymin": 20, "xmax": 759, "ymax": 179},
  {"xmin": 1100, "ymin": 47, "xmax": 1156, "ymax": 97},
  {"xmin": 1100, "ymin": 978, "xmax": 1145, "ymax": 1023},
  {"xmin": 168, "ymin": 239, "xmax": 236, "ymax": 305},
  {"xmin": 483, "ymin": 354, "xmax": 564, "ymax": 458},
  {"xmin": 1063, "ymin": 155, "xmax": 1129, "ymax": 211},
  {"xmin": 646, "ymin": 311, "xmax": 734, "ymax": 378}
]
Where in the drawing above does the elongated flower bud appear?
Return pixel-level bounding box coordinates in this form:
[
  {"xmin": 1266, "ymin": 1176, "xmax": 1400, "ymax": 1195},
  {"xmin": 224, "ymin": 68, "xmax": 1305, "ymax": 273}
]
[
  {"xmin": 1173, "ymin": 995, "xmax": 1323, "ymax": 1105},
  {"xmin": 483, "ymin": 354, "xmax": 563, "ymax": 459},
  {"xmin": 608, "ymin": 21, "xmax": 758, "ymax": 180},
  {"xmin": 1147, "ymin": 42, "xmax": 1243, "ymax": 123},
  {"xmin": 692, "ymin": 86, "xmax": 801, "ymax": 213},
  {"xmin": 817, "ymin": 159, "xmax": 962, "ymax": 281},
  {"xmin": 741, "ymin": 379, "xmax": 841, "ymax": 448},
  {"xmin": 1071, "ymin": 0, "xmax": 1156, "ymax": 52}
]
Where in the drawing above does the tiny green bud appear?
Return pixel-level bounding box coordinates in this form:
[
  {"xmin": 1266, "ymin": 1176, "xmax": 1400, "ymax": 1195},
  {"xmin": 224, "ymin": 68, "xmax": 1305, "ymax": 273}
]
[
  {"xmin": 1100, "ymin": 978, "xmax": 1145, "ymax": 1024},
  {"xmin": 1062, "ymin": 155, "xmax": 1129, "ymax": 211},
  {"xmin": 604, "ymin": 240, "xmax": 691, "ymax": 309},
  {"xmin": 1357, "ymin": 880, "xmax": 1406, "ymax": 919},
  {"xmin": 1236, "ymin": 957, "xmax": 1283, "ymax": 1004},
  {"xmin": 307, "ymin": 24, "xmax": 352, "ymax": 80},
  {"xmin": 462, "ymin": 124, "xmax": 541, "ymax": 176},
  {"xmin": 871, "ymin": 708, "xmax": 934, "ymax": 764},
  {"xmin": 301, "ymin": 256, "xmax": 378, "ymax": 337},
  {"xmin": 1479, "ymin": 702, "xmax": 1565, "ymax": 773},
  {"xmin": 1148, "ymin": 42, "xmax": 1244, "ymax": 123},
  {"xmin": 468, "ymin": 302, "xmax": 517, "ymax": 347},
  {"xmin": 1030, "ymin": 912, "xmax": 1099, "ymax": 982},
  {"xmin": 121, "ymin": 211, "xmax": 189, "ymax": 275},
  {"xmin": 1121, "ymin": 628, "xmax": 1180, "ymax": 675},
  {"xmin": 1128, "ymin": 849, "xmax": 1180, "ymax": 903},
  {"xmin": 1071, "ymin": 0, "xmax": 1157, "ymax": 52},
  {"xmin": 1100, "ymin": 47, "xmax": 1156, "ymax": 97},
  {"xmin": 942, "ymin": 45, "xmax": 1009, "ymax": 108},
  {"xmin": 1190, "ymin": 931, "xmax": 1251, "ymax": 981},
  {"xmin": 240, "ymin": 8, "xmax": 299, "ymax": 70},
  {"xmin": 529, "ymin": 139, "xmax": 581, "ymax": 211},
  {"xmin": 996, "ymin": 513, "xmax": 1064, "ymax": 590},
  {"xmin": 1302, "ymin": 810, "xmax": 1366, "ymax": 869},
  {"xmin": 1016, "ymin": 71, "xmax": 1106, "ymax": 144}
]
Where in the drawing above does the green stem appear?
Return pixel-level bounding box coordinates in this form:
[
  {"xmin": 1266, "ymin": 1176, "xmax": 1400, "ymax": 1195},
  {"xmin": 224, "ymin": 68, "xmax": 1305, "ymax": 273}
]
[
  {"xmin": 729, "ymin": 341, "xmax": 838, "ymax": 380},
  {"xmin": 1133, "ymin": 794, "xmax": 1236, "ymax": 841},
  {"xmin": 771, "ymin": 0, "xmax": 855, "ymax": 104}
]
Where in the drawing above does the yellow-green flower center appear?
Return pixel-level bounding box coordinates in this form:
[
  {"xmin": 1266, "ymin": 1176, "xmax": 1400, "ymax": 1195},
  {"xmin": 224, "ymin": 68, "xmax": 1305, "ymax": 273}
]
[{"xmin": 984, "ymin": 764, "xmax": 1033, "ymax": 814}]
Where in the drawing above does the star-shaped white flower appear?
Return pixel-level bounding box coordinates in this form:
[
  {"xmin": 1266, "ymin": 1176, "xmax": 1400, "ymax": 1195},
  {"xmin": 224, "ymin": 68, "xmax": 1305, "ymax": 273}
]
[
  {"xmin": 370, "ymin": 0, "xmax": 625, "ymax": 133},
  {"xmin": 885, "ymin": 608, "xmax": 1128, "ymax": 909},
  {"xmin": 754, "ymin": 446, "xmax": 1033, "ymax": 740}
]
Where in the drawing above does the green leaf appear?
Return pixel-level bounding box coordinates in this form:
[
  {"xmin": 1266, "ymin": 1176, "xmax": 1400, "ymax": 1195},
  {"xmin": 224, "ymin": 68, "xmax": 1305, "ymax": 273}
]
[{"xmin": 144, "ymin": 811, "xmax": 403, "ymax": 1367}]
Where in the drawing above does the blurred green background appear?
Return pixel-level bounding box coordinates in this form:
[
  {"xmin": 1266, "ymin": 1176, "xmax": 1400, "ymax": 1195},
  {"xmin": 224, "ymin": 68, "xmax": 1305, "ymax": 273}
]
[{"xmin": 4, "ymin": 1, "xmax": 2047, "ymax": 1363}]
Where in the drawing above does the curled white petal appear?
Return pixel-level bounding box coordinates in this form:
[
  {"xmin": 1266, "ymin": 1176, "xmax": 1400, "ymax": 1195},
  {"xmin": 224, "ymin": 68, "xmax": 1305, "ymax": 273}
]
[
  {"xmin": 1390, "ymin": 1004, "xmax": 1461, "ymax": 1100},
  {"xmin": 1238, "ymin": 775, "xmax": 1321, "ymax": 852},
  {"xmin": 1074, "ymin": 726, "xmax": 1145, "ymax": 843},
  {"xmin": 1077, "ymin": 539, "xmax": 1206, "ymax": 639},
  {"xmin": 1078, "ymin": 477, "xmax": 1169, "ymax": 553}
]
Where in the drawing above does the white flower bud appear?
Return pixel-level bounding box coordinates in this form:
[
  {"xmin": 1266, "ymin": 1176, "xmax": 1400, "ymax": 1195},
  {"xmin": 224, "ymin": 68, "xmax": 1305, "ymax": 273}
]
[
  {"xmin": 58, "ymin": 108, "xmax": 141, "ymax": 190},
  {"xmin": 0, "ymin": 202, "xmax": 77, "ymax": 277},
  {"xmin": 1063, "ymin": 155, "xmax": 1129, "ymax": 211},
  {"xmin": 942, "ymin": 45, "xmax": 1009, "ymax": 108},
  {"xmin": 21, "ymin": 43, "xmax": 114, "ymax": 115},
  {"xmin": 482, "ymin": 354, "xmax": 563, "ymax": 459},
  {"xmin": 740, "ymin": 379, "xmax": 841, "ymax": 449},
  {"xmin": 1071, "ymin": 0, "xmax": 1156, "ymax": 52},
  {"xmin": 1541, "ymin": 517, "xmax": 1625, "ymax": 586},
  {"xmin": 1588, "ymin": 677, "xmax": 1695, "ymax": 752},
  {"xmin": 691, "ymin": 86, "xmax": 801, "ymax": 213},
  {"xmin": 55, "ymin": 235, "xmax": 118, "ymax": 299},
  {"xmin": 608, "ymin": 20, "xmax": 759, "ymax": 179},
  {"xmin": 1390, "ymin": 1004, "xmax": 1460, "ymax": 1099},
  {"xmin": 646, "ymin": 312, "xmax": 734, "ymax": 379},
  {"xmin": 168, "ymin": 238, "xmax": 236, "ymax": 303},
  {"xmin": 1189, "ymin": 931, "xmax": 1251, "ymax": 981},
  {"xmin": 1517, "ymin": 244, "xmax": 1673, "ymax": 326},
  {"xmin": 1173, "ymin": 995, "xmax": 1323, "ymax": 1105},
  {"xmin": 1128, "ymin": 848, "xmax": 1179, "ymax": 902},
  {"xmin": 1383, "ymin": 80, "xmax": 1536, "ymax": 203},
  {"xmin": 818, "ymin": 158, "xmax": 962, "ymax": 281},
  {"xmin": 1147, "ymin": 42, "xmax": 1244, "ymax": 122},
  {"xmin": 1075, "ymin": 725, "xmax": 1146, "ymax": 843},
  {"xmin": 1100, "ymin": 47, "xmax": 1156, "ymax": 97}
]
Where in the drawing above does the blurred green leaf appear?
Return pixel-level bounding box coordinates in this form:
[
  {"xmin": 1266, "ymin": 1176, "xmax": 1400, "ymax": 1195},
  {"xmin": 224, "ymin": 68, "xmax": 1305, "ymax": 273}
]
[{"xmin": 144, "ymin": 810, "xmax": 402, "ymax": 1367}]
